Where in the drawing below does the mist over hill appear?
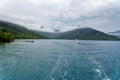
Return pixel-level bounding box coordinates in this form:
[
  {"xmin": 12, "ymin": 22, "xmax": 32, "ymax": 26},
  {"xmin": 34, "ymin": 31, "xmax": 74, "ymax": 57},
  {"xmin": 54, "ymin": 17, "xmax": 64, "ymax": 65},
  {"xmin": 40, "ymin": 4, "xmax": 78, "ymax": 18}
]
[
  {"xmin": 108, "ymin": 30, "xmax": 120, "ymax": 38},
  {"xmin": 0, "ymin": 20, "xmax": 119, "ymax": 40},
  {"xmin": 56, "ymin": 28, "xmax": 120, "ymax": 40},
  {"xmin": 39, "ymin": 28, "xmax": 120, "ymax": 40}
]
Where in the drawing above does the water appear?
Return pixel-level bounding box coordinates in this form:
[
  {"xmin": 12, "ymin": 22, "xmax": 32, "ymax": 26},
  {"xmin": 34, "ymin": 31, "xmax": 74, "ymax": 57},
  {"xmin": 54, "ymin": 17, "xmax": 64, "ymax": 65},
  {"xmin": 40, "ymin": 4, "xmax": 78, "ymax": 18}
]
[{"xmin": 0, "ymin": 40, "xmax": 120, "ymax": 80}]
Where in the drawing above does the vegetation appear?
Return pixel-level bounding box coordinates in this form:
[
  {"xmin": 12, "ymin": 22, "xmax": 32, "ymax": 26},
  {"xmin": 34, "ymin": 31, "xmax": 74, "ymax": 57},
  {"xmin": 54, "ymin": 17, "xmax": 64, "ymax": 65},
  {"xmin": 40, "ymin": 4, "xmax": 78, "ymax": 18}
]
[
  {"xmin": 0, "ymin": 28, "xmax": 14, "ymax": 42},
  {"xmin": 0, "ymin": 20, "xmax": 119, "ymax": 41},
  {"xmin": 57, "ymin": 28, "xmax": 120, "ymax": 40},
  {"xmin": 0, "ymin": 20, "xmax": 48, "ymax": 39},
  {"xmin": 37, "ymin": 28, "xmax": 120, "ymax": 40}
]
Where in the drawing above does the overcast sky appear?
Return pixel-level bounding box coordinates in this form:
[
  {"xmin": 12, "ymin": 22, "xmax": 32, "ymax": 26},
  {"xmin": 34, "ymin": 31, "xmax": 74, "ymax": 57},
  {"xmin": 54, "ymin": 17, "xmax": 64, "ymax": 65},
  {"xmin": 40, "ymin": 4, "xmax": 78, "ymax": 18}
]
[{"xmin": 0, "ymin": 0, "xmax": 120, "ymax": 32}]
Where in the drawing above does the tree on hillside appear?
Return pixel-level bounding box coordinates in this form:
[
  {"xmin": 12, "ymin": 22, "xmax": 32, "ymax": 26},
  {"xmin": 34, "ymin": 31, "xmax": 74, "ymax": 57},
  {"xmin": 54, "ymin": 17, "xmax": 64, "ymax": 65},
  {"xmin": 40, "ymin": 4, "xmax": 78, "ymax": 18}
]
[{"xmin": 0, "ymin": 28, "xmax": 14, "ymax": 42}]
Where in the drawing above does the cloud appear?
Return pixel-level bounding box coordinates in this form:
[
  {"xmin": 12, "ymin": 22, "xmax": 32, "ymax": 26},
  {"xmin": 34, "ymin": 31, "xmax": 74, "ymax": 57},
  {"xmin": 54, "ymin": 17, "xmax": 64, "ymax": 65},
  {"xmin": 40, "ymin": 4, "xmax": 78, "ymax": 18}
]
[{"xmin": 0, "ymin": 0, "xmax": 120, "ymax": 32}]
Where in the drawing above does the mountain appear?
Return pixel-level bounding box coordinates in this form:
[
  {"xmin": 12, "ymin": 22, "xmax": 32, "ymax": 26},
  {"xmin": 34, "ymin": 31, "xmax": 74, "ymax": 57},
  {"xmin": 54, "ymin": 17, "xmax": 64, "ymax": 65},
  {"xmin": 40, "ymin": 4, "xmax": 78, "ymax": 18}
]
[
  {"xmin": 0, "ymin": 20, "xmax": 47, "ymax": 39},
  {"xmin": 108, "ymin": 30, "xmax": 120, "ymax": 38},
  {"xmin": 29, "ymin": 30, "xmax": 52, "ymax": 38},
  {"xmin": 37, "ymin": 28, "xmax": 120, "ymax": 40},
  {"xmin": 56, "ymin": 28, "xmax": 120, "ymax": 40},
  {"xmin": 0, "ymin": 20, "xmax": 119, "ymax": 40},
  {"xmin": 31, "ymin": 31, "xmax": 57, "ymax": 39}
]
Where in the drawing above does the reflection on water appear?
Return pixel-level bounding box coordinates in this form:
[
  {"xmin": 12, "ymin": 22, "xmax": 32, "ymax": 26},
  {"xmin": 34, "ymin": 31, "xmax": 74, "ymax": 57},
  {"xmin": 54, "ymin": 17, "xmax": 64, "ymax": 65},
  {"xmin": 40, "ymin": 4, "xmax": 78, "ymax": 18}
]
[{"xmin": 0, "ymin": 40, "xmax": 120, "ymax": 80}]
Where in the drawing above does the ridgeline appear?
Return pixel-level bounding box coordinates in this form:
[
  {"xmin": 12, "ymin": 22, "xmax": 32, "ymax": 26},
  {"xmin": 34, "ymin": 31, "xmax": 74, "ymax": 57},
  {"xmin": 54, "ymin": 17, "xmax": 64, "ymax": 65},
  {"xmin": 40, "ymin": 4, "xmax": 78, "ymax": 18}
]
[
  {"xmin": 0, "ymin": 20, "xmax": 48, "ymax": 41},
  {"xmin": 37, "ymin": 28, "xmax": 120, "ymax": 40},
  {"xmin": 0, "ymin": 20, "xmax": 120, "ymax": 42}
]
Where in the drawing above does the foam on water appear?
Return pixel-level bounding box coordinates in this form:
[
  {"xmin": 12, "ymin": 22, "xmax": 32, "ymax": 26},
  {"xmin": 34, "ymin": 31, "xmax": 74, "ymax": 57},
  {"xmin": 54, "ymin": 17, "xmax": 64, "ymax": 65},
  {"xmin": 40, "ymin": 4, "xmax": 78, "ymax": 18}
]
[
  {"xmin": 103, "ymin": 78, "xmax": 111, "ymax": 80},
  {"xmin": 95, "ymin": 69, "xmax": 101, "ymax": 73},
  {"xmin": 89, "ymin": 55, "xmax": 111, "ymax": 80},
  {"xmin": 50, "ymin": 77, "xmax": 55, "ymax": 80},
  {"xmin": 63, "ymin": 71, "xmax": 68, "ymax": 76}
]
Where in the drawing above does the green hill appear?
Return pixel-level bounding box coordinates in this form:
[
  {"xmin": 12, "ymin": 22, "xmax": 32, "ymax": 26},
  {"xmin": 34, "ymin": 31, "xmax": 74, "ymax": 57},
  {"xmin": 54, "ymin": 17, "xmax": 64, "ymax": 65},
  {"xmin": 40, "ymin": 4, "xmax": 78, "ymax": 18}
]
[
  {"xmin": 0, "ymin": 20, "xmax": 119, "ymax": 40},
  {"xmin": 57, "ymin": 28, "xmax": 120, "ymax": 40},
  {"xmin": 0, "ymin": 20, "xmax": 48, "ymax": 39},
  {"xmin": 36, "ymin": 28, "xmax": 120, "ymax": 40}
]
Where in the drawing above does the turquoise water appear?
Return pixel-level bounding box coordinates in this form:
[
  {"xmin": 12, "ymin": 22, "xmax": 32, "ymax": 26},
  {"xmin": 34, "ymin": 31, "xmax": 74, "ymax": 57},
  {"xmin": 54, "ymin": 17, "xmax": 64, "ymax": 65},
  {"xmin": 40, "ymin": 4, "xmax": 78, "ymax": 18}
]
[{"xmin": 0, "ymin": 40, "xmax": 120, "ymax": 80}]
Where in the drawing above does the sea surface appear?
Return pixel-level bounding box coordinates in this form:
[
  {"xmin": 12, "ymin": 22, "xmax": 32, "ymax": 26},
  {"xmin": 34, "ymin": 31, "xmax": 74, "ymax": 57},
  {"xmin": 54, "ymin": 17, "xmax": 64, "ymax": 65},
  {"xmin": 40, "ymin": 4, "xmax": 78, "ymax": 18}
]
[{"xmin": 0, "ymin": 40, "xmax": 120, "ymax": 80}]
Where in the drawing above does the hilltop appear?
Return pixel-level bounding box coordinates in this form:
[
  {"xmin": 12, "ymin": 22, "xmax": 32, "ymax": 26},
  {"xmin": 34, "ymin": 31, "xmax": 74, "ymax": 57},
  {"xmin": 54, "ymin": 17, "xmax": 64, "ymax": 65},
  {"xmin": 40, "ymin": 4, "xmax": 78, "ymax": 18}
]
[
  {"xmin": 0, "ymin": 20, "xmax": 48, "ymax": 39},
  {"xmin": 0, "ymin": 20, "xmax": 119, "ymax": 40},
  {"xmin": 37, "ymin": 28, "xmax": 120, "ymax": 40}
]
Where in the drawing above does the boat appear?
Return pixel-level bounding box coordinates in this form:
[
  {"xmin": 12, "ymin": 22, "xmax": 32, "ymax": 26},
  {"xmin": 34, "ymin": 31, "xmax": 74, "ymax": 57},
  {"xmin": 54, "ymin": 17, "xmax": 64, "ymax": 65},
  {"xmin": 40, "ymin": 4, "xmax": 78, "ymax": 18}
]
[
  {"xmin": 26, "ymin": 40, "xmax": 34, "ymax": 43},
  {"xmin": 75, "ymin": 39, "xmax": 80, "ymax": 44}
]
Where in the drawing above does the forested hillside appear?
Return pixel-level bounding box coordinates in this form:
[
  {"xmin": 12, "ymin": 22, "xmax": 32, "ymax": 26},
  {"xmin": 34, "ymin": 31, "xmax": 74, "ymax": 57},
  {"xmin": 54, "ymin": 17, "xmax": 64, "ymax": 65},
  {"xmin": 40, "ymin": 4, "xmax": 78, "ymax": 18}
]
[
  {"xmin": 0, "ymin": 28, "xmax": 14, "ymax": 42},
  {"xmin": 0, "ymin": 20, "xmax": 48, "ymax": 39}
]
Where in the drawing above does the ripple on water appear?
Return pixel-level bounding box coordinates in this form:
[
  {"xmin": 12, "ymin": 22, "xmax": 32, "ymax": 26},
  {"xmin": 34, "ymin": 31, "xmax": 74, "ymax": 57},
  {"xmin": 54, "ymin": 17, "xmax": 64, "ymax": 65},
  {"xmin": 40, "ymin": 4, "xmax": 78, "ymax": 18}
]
[{"xmin": 0, "ymin": 40, "xmax": 120, "ymax": 80}]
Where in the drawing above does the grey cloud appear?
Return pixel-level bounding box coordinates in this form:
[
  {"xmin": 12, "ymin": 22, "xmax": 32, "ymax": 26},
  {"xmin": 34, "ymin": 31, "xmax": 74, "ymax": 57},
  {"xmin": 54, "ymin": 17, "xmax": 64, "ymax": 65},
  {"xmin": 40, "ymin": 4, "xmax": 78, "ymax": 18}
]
[{"xmin": 0, "ymin": 0, "xmax": 120, "ymax": 32}]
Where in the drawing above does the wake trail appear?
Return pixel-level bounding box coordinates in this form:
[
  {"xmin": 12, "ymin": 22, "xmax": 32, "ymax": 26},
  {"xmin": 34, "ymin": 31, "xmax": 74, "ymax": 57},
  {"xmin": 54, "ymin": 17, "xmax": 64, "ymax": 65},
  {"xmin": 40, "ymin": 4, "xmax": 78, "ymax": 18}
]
[{"xmin": 90, "ymin": 55, "xmax": 111, "ymax": 80}]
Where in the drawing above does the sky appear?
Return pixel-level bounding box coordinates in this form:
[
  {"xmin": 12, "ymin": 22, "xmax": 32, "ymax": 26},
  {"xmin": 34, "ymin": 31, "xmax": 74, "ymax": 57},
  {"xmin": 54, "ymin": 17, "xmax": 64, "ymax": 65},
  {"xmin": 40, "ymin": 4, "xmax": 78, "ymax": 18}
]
[{"xmin": 0, "ymin": 0, "xmax": 120, "ymax": 32}]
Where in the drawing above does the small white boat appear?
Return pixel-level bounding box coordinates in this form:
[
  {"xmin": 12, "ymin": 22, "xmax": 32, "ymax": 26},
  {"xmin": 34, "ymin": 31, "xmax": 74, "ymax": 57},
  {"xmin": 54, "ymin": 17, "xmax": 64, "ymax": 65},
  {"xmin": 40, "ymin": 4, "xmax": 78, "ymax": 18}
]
[{"xmin": 75, "ymin": 39, "xmax": 80, "ymax": 44}]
